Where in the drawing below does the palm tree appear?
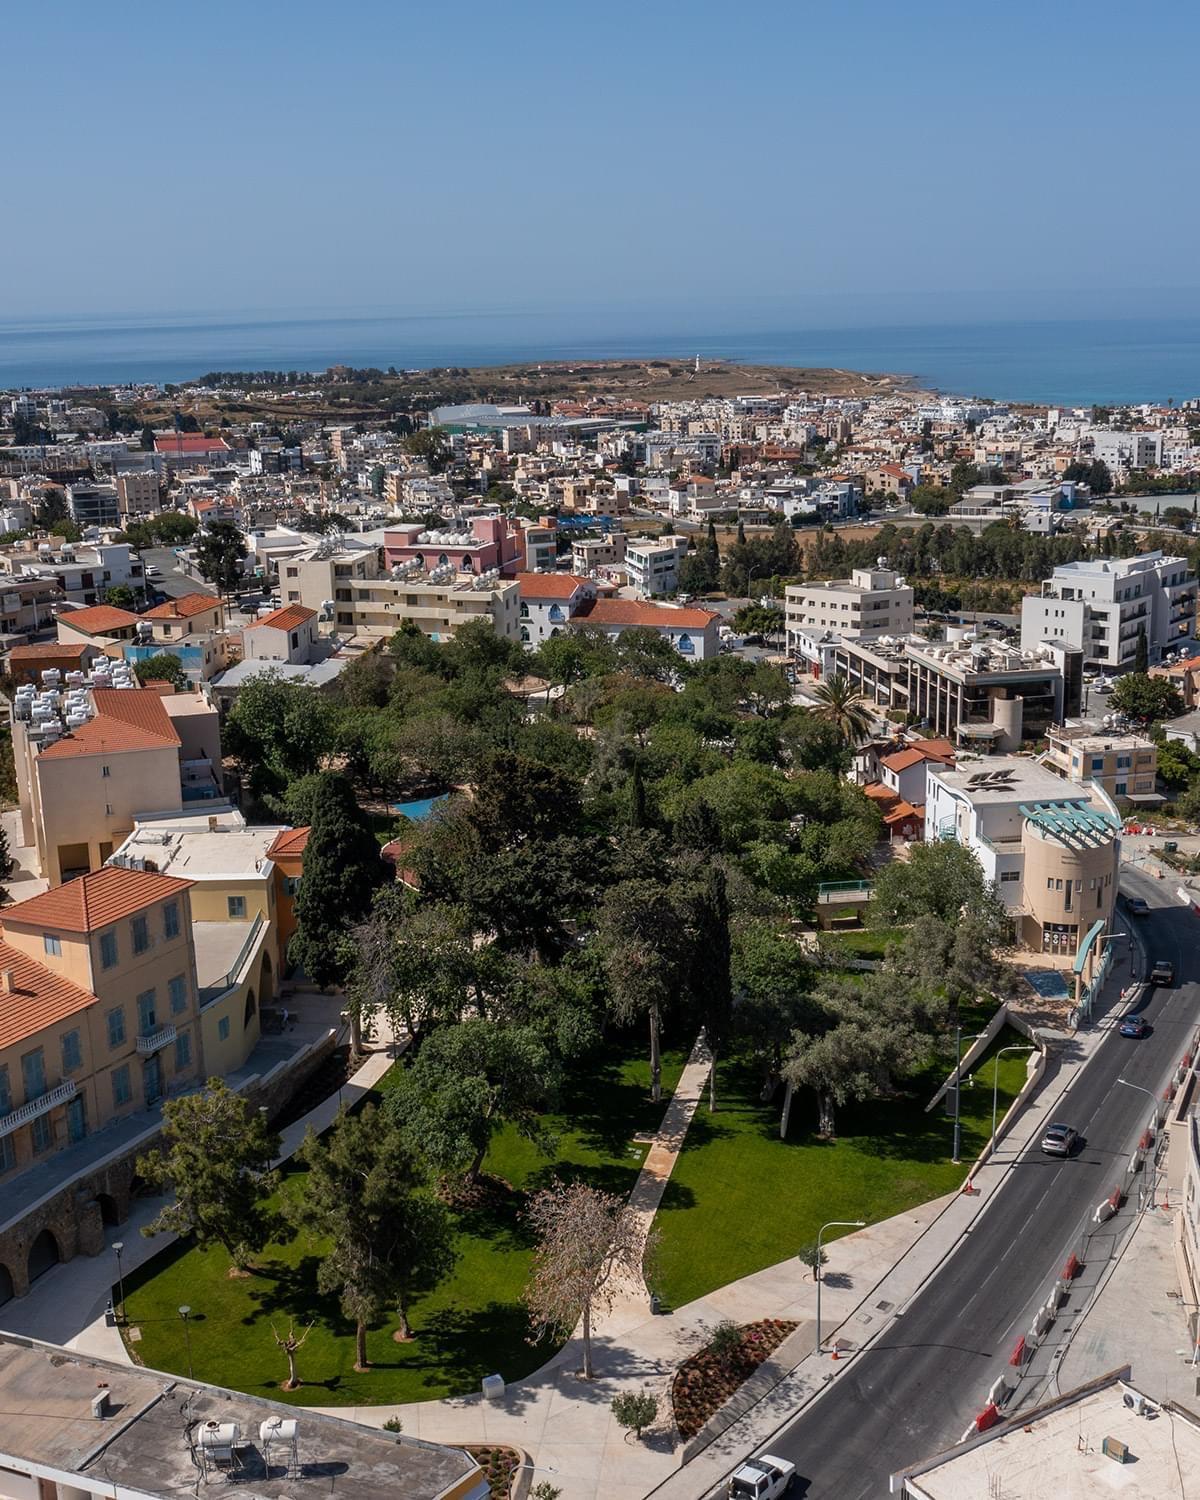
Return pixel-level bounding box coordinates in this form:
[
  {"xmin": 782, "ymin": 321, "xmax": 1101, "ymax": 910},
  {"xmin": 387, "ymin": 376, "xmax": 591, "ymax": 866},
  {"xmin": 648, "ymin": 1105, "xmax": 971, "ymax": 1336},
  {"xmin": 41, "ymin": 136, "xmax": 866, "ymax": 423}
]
[{"xmin": 811, "ymin": 673, "xmax": 873, "ymax": 747}]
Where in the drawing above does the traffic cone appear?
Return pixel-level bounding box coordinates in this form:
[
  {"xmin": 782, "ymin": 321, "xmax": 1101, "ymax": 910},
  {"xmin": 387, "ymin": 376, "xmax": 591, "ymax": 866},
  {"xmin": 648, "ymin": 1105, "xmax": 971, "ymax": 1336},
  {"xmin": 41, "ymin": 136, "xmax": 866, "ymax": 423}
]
[{"xmin": 831, "ymin": 1348, "xmax": 839, "ymax": 1361}]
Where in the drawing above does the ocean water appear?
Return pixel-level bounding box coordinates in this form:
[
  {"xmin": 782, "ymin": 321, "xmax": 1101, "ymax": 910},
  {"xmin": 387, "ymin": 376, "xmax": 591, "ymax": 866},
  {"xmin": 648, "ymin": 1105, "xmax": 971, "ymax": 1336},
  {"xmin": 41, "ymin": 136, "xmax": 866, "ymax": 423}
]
[{"xmin": 2, "ymin": 309, "xmax": 1199, "ymax": 407}]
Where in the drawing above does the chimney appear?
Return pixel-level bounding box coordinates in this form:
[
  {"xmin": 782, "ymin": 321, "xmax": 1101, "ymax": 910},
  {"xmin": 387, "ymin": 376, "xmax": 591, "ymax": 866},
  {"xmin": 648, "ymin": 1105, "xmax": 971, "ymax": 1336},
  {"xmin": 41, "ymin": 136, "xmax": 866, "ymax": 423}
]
[{"xmin": 0, "ymin": 969, "xmax": 13, "ymax": 993}]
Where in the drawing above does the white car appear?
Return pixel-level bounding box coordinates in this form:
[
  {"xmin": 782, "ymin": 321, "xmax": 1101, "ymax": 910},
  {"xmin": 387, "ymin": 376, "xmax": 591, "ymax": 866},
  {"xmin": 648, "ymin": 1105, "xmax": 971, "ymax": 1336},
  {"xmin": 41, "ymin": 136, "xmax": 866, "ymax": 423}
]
[{"xmin": 728, "ymin": 1455, "xmax": 796, "ymax": 1498}]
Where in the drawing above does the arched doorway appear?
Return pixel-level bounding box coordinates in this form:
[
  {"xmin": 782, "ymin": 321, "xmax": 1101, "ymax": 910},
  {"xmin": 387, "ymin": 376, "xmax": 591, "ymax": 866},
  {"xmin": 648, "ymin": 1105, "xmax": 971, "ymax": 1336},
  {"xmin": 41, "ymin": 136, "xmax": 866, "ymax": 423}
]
[
  {"xmin": 94, "ymin": 1192, "xmax": 121, "ymax": 1227},
  {"xmin": 244, "ymin": 987, "xmax": 257, "ymax": 1029},
  {"xmin": 27, "ymin": 1228, "xmax": 60, "ymax": 1285},
  {"xmin": 260, "ymin": 950, "xmax": 274, "ymax": 1005},
  {"xmin": 0, "ymin": 1263, "xmax": 14, "ymax": 1306}
]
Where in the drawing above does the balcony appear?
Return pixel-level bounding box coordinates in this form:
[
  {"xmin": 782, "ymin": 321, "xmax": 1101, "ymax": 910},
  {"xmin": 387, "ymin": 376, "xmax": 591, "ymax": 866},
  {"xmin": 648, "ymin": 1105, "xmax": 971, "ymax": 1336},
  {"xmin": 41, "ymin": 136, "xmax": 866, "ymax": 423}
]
[
  {"xmin": 0, "ymin": 1078, "xmax": 76, "ymax": 1138},
  {"xmin": 136, "ymin": 1023, "xmax": 177, "ymax": 1055},
  {"xmin": 816, "ymin": 879, "xmax": 873, "ymax": 906}
]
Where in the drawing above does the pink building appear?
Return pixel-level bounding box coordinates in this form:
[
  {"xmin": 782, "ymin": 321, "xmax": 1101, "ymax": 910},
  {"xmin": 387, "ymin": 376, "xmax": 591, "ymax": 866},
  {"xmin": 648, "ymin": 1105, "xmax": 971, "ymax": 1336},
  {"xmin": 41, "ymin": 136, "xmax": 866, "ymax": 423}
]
[{"xmin": 383, "ymin": 515, "xmax": 525, "ymax": 577}]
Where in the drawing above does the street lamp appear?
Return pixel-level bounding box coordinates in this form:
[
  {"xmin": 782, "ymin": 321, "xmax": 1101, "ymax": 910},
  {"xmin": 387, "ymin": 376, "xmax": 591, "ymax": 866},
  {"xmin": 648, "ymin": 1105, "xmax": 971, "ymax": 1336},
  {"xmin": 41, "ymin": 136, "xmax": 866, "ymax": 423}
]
[
  {"xmin": 952, "ymin": 1029, "xmax": 986, "ymax": 1165},
  {"xmin": 991, "ymin": 1046, "xmax": 1036, "ymax": 1144},
  {"xmin": 112, "ymin": 1241, "xmax": 126, "ymax": 1324},
  {"xmin": 813, "ymin": 1219, "xmax": 866, "ymax": 1356},
  {"xmin": 178, "ymin": 1305, "xmax": 194, "ymax": 1379}
]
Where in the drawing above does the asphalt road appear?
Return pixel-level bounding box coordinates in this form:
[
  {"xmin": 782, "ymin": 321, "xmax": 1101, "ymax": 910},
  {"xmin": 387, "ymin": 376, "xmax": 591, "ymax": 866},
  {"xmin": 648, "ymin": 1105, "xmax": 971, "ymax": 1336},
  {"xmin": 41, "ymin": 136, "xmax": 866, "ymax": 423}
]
[
  {"xmin": 138, "ymin": 546, "xmax": 216, "ymax": 601},
  {"xmin": 762, "ymin": 866, "xmax": 1195, "ymax": 1498}
]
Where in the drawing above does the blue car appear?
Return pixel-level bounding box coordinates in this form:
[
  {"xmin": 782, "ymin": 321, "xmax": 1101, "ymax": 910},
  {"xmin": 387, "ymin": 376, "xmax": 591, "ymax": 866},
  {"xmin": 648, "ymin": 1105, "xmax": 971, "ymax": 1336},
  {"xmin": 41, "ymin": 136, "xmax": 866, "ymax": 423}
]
[{"xmin": 1119, "ymin": 1014, "xmax": 1149, "ymax": 1039}]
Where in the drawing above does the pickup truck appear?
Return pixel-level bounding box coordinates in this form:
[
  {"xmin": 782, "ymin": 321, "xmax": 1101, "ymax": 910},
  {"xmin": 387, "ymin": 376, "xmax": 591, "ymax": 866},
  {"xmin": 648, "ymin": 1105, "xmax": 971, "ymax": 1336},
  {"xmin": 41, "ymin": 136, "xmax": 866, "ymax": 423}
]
[
  {"xmin": 1150, "ymin": 958, "xmax": 1175, "ymax": 986},
  {"xmin": 727, "ymin": 1455, "xmax": 796, "ymax": 1498}
]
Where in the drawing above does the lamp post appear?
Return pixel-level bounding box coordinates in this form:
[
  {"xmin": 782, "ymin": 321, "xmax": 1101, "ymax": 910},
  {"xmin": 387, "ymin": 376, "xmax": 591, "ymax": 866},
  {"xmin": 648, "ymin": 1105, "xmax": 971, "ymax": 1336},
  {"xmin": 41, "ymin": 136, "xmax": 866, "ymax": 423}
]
[
  {"xmin": 813, "ymin": 1219, "xmax": 866, "ymax": 1356},
  {"xmin": 952, "ymin": 1029, "xmax": 986, "ymax": 1165},
  {"xmin": 112, "ymin": 1240, "xmax": 126, "ymax": 1324},
  {"xmin": 178, "ymin": 1305, "xmax": 194, "ymax": 1379},
  {"xmin": 992, "ymin": 1046, "xmax": 1036, "ymax": 1144}
]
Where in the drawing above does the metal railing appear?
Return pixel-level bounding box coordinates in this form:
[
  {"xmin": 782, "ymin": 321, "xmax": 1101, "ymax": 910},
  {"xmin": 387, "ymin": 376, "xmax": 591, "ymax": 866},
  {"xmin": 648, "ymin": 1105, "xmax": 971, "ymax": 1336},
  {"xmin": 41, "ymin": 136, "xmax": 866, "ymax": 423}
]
[
  {"xmin": 198, "ymin": 912, "xmax": 265, "ymax": 1006},
  {"xmin": 0, "ymin": 1078, "xmax": 77, "ymax": 1138},
  {"xmin": 816, "ymin": 879, "xmax": 874, "ymax": 903},
  {"xmin": 136, "ymin": 1023, "xmax": 178, "ymax": 1055}
]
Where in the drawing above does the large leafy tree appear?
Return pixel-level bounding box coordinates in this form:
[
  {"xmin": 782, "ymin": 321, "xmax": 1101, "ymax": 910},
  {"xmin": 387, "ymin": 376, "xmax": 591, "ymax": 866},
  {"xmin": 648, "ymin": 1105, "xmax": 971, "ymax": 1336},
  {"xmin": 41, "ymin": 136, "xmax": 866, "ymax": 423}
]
[
  {"xmin": 870, "ymin": 839, "xmax": 1000, "ymax": 927},
  {"xmin": 137, "ymin": 1080, "xmax": 285, "ymax": 1271},
  {"xmin": 388, "ymin": 1018, "xmax": 558, "ymax": 1184},
  {"xmin": 289, "ymin": 772, "xmax": 384, "ymax": 989},
  {"xmin": 733, "ymin": 920, "xmax": 816, "ymax": 1088},
  {"xmin": 1110, "ymin": 672, "xmax": 1183, "ymax": 724},
  {"xmin": 682, "ymin": 866, "xmax": 733, "ymax": 1111},
  {"xmin": 294, "ymin": 1105, "xmax": 454, "ymax": 1369},
  {"xmin": 599, "ymin": 877, "xmax": 688, "ymax": 1102},
  {"xmin": 194, "ymin": 520, "xmax": 248, "ymax": 596},
  {"xmin": 225, "ymin": 673, "xmax": 335, "ymax": 807},
  {"xmin": 132, "ymin": 652, "xmax": 188, "ymax": 689}
]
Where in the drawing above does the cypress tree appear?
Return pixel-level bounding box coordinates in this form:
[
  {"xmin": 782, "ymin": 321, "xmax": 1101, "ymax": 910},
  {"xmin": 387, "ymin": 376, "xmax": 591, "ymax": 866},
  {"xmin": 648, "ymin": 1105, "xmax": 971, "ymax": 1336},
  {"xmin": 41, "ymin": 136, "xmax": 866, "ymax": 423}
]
[{"xmin": 289, "ymin": 772, "xmax": 383, "ymax": 987}]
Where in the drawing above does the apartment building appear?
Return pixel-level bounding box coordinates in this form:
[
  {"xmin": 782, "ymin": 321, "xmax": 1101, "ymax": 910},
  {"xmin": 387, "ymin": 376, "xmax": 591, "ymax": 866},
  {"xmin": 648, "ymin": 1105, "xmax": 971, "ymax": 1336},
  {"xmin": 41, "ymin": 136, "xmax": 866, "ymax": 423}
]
[
  {"xmin": 518, "ymin": 517, "xmax": 559, "ymax": 574},
  {"xmin": 115, "ymin": 469, "xmax": 160, "ymax": 517},
  {"xmin": 279, "ymin": 536, "xmax": 381, "ymax": 610},
  {"xmin": 1020, "ymin": 551, "xmax": 1196, "ymax": 669},
  {"xmin": 925, "ymin": 757, "xmax": 1120, "ymax": 956},
  {"xmin": 572, "ymin": 533, "xmax": 628, "ymax": 573},
  {"xmin": 0, "ymin": 539, "xmax": 144, "ymax": 606},
  {"xmin": 304, "ymin": 567, "xmax": 520, "ymax": 643},
  {"xmin": 626, "ymin": 536, "xmax": 689, "ymax": 596},
  {"xmin": 835, "ymin": 635, "xmax": 1081, "ymax": 750},
  {"xmin": 13, "ymin": 680, "xmax": 224, "ymax": 886},
  {"xmin": 785, "ymin": 566, "xmax": 914, "ymax": 648},
  {"xmin": 65, "ymin": 483, "xmax": 120, "ymax": 529},
  {"xmin": 0, "ymin": 577, "xmax": 66, "ymax": 640},
  {"xmin": 382, "ymin": 513, "xmax": 524, "ymax": 577},
  {"xmin": 1092, "ymin": 428, "xmax": 1163, "ymax": 473},
  {"xmin": 1043, "ymin": 724, "xmax": 1159, "ymax": 802},
  {"xmin": 0, "ymin": 865, "xmax": 203, "ymax": 1192}
]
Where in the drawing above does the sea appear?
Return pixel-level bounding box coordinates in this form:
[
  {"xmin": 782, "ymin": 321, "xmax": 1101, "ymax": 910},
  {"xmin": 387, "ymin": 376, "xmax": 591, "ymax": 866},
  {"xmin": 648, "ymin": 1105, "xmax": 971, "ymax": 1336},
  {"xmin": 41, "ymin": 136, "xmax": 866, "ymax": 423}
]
[{"xmin": 2, "ymin": 309, "xmax": 1200, "ymax": 408}]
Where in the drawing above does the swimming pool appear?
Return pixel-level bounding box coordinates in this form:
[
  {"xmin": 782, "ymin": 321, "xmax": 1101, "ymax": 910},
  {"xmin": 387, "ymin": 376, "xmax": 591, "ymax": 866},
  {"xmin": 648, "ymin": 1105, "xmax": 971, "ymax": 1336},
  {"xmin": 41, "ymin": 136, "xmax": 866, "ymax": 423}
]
[{"xmin": 390, "ymin": 794, "xmax": 450, "ymax": 821}]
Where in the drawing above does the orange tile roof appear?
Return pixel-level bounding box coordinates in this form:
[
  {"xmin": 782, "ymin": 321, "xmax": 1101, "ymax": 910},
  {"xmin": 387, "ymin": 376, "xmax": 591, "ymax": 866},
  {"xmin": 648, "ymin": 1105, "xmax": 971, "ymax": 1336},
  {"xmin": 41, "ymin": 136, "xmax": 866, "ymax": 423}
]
[
  {"xmin": 58, "ymin": 605, "xmax": 140, "ymax": 635},
  {"xmin": 881, "ymin": 747, "xmax": 928, "ymax": 773},
  {"xmin": 143, "ymin": 593, "xmax": 221, "ymax": 620},
  {"xmin": 248, "ymin": 604, "xmax": 316, "ymax": 631},
  {"xmin": 268, "ymin": 826, "xmax": 310, "ymax": 859},
  {"xmin": 38, "ymin": 687, "xmax": 181, "ymax": 761},
  {"xmin": 3, "ymin": 865, "xmax": 193, "ymax": 935},
  {"xmin": 8, "ymin": 642, "xmax": 93, "ymax": 661},
  {"xmin": 0, "ymin": 940, "xmax": 97, "ymax": 1050},
  {"xmin": 573, "ymin": 598, "xmax": 719, "ymax": 630},
  {"xmin": 516, "ymin": 572, "xmax": 592, "ymax": 600},
  {"xmin": 153, "ymin": 434, "xmax": 230, "ymax": 454}
]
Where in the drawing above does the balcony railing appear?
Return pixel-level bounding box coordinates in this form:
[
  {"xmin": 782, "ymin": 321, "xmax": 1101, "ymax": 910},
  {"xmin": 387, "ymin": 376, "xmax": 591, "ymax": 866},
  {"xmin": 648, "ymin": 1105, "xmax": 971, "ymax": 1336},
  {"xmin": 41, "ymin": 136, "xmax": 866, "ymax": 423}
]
[
  {"xmin": 136, "ymin": 1023, "xmax": 177, "ymax": 1055},
  {"xmin": 0, "ymin": 1078, "xmax": 76, "ymax": 1138},
  {"xmin": 199, "ymin": 912, "xmax": 265, "ymax": 1006},
  {"xmin": 816, "ymin": 879, "xmax": 874, "ymax": 904}
]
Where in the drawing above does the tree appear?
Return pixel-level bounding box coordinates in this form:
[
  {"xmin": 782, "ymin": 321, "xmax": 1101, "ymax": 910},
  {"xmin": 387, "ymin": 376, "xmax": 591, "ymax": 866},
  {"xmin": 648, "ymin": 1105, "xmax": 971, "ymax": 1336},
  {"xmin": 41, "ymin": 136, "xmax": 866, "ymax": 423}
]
[
  {"xmin": 810, "ymin": 673, "xmax": 873, "ymax": 747},
  {"xmin": 733, "ymin": 920, "xmax": 815, "ymax": 1088},
  {"xmin": 104, "ymin": 584, "xmax": 138, "ymax": 610},
  {"xmin": 271, "ymin": 1321, "xmax": 313, "ymax": 1390},
  {"xmin": 133, "ymin": 652, "xmax": 188, "ymax": 689},
  {"xmin": 389, "ymin": 1017, "xmax": 558, "ymax": 1183},
  {"xmin": 1134, "ymin": 622, "xmax": 1148, "ymax": 674},
  {"xmin": 0, "ymin": 823, "xmax": 12, "ymax": 882},
  {"xmin": 402, "ymin": 426, "xmax": 452, "ymax": 473},
  {"xmin": 137, "ymin": 1080, "xmax": 285, "ymax": 1271},
  {"xmin": 1154, "ymin": 737, "xmax": 1200, "ymax": 789},
  {"xmin": 611, "ymin": 1391, "xmax": 659, "ymax": 1440},
  {"xmin": 289, "ymin": 772, "xmax": 384, "ymax": 989},
  {"xmin": 524, "ymin": 1181, "xmax": 651, "ymax": 1379},
  {"xmin": 294, "ymin": 1105, "xmax": 441, "ymax": 1372},
  {"xmin": 225, "ymin": 674, "xmax": 335, "ymax": 807},
  {"xmin": 732, "ymin": 603, "xmax": 785, "ymax": 640},
  {"xmin": 1110, "ymin": 673, "xmax": 1184, "ymax": 724},
  {"xmin": 870, "ymin": 839, "xmax": 999, "ymax": 926},
  {"xmin": 1174, "ymin": 782, "xmax": 1200, "ymax": 823},
  {"xmin": 684, "ymin": 867, "xmax": 732, "ymax": 1111},
  {"xmin": 599, "ymin": 878, "xmax": 687, "ymax": 1102},
  {"xmin": 194, "ymin": 520, "xmax": 248, "ymax": 596},
  {"xmin": 140, "ymin": 423, "xmax": 157, "ymax": 451},
  {"xmin": 796, "ymin": 1242, "xmax": 828, "ymax": 1279}
]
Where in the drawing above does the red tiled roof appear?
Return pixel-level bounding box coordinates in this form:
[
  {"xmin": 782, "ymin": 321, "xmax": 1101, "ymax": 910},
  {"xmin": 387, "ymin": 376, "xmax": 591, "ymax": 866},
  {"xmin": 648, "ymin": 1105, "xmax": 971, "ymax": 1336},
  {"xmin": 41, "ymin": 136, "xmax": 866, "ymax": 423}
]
[
  {"xmin": 573, "ymin": 598, "xmax": 719, "ymax": 630},
  {"xmin": 8, "ymin": 643, "xmax": 93, "ymax": 661},
  {"xmin": 143, "ymin": 593, "xmax": 222, "ymax": 621},
  {"xmin": 38, "ymin": 687, "xmax": 181, "ymax": 760},
  {"xmin": 0, "ymin": 940, "xmax": 98, "ymax": 1049},
  {"xmin": 248, "ymin": 604, "xmax": 316, "ymax": 631},
  {"xmin": 268, "ymin": 827, "xmax": 310, "ymax": 859},
  {"xmin": 58, "ymin": 605, "xmax": 140, "ymax": 635},
  {"xmin": 2, "ymin": 865, "xmax": 193, "ymax": 935},
  {"xmin": 153, "ymin": 434, "xmax": 230, "ymax": 454},
  {"xmin": 881, "ymin": 747, "xmax": 928, "ymax": 773},
  {"xmin": 516, "ymin": 573, "xmax": 592, "ymax": 600}
]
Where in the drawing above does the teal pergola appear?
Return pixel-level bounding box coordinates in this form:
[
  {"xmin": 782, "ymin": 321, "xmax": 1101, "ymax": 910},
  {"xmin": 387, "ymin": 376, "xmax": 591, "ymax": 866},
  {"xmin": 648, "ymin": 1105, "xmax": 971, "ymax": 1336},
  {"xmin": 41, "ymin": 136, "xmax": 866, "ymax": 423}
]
[{"xmin": 1019, "ymin": 801, "xmax": 1118, "ymax": 850}]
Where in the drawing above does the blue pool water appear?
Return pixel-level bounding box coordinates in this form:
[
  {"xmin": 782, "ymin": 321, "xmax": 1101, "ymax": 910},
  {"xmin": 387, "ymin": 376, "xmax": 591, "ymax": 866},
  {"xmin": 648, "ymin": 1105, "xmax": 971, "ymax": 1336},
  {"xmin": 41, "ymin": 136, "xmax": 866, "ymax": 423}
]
[{"xmin": 391, "ymin": 794, "xmax": 449, "ymax": 821}]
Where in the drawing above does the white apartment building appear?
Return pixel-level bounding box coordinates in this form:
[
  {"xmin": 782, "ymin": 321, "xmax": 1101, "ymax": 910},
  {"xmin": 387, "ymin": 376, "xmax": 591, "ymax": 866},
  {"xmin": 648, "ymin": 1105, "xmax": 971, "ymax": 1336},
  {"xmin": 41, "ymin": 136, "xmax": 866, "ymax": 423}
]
[
  {"xmin": 626, "ymin": 536, "xmax": 689, "ymax": 596},
  {"xmin": 785, "ymin": 567, "xmax": 914, "ymax": 650},
  {"xmin": 1020, "ymin": 551, "xmax": 1196, "ymax": 669},
  {"xmin": 0, "ymin": 540, "xmax": 144, "ymax": 606},
  {"xmin": 1092, "ymin": 429, "xmax": 1163, "ymax": 473}
]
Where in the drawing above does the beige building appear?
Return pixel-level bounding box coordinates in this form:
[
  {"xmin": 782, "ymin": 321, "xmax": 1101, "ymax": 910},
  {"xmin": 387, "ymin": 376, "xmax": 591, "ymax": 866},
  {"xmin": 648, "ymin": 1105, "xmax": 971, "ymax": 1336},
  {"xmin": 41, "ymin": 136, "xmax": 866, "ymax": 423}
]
[
  {"xmin": 1042, "ymin": 724, "xmax": 1158, "ymax": 802},
  {"xmin": 141, "ymin": 591, "xmax": 226, "ymax": 644},
  {"xmin": 13, "ymin": 685, "xmax": 224, "ymax": 886},
  {"xmin": 925, "ymin": 758, "xmax": 1120, "ymax": 956},
  {"xmin": 786, "ymin": 566, "xmax": 914, "ymax": 646},
  {"xmin": 0, "ymin": 866, "xmax": 203, "ymax": 1190},
  {"xmin": 115, "ymin": 469, "xmax": 160, "ymax": 517}
]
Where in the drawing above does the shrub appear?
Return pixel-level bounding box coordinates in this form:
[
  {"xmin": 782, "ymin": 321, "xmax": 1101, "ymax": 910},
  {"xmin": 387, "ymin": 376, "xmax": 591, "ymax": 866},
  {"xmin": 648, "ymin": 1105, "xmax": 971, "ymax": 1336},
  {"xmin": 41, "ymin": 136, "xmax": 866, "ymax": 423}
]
[
  {"xmin": 705, "ymin": 1318, "xmax": 744, "ymax": 1362},
  {"xmin": 381, "ymin": 1417, "xmax": 402, "ymax": 1433},
  {"xmin": 611, "ymin": 1390, "xmax": 659, "ymax": 1439},
  {"xmin": 797, "ymin": 1241, "xmax": 829, "ymax": 1279}
]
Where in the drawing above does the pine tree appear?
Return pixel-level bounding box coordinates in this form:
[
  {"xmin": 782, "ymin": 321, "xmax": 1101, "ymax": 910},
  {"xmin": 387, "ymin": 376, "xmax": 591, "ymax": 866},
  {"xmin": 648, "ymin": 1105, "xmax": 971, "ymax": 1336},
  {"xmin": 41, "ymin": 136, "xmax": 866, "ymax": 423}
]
[
  {"xmin": 1134, "ymin": 622, "xmax": 1148, "ymax": 675},
  {"xmin": 289, "ymin": 773, "xmax": 384, "ymax": 989}
]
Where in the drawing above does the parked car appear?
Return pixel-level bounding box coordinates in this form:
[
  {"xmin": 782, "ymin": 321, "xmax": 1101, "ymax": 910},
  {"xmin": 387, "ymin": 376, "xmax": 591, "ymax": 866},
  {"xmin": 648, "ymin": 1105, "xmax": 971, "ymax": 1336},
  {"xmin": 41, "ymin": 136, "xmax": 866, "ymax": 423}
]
[
  {"xmin": 728, "ymin": 1456, "xmax": 796, "ymax": 1498},
  {"xmin": 1119, "ymin": 1014, "xmax": 1149, "ymax": 1039},
  {"xmin": 1041, "ymin": 1123, "xmax": 1079, "ymax": 1156},
  {"xmin": 145, "ymin": 565, "xmax": 163, "ymax": 578},
  {"xmin": 1150, "ymin": 959, "xmax": 1175, "ymax": 985},
  {"xmin": 1125, "ymin": 897, "xmax": 1150, "ymax": 918}
]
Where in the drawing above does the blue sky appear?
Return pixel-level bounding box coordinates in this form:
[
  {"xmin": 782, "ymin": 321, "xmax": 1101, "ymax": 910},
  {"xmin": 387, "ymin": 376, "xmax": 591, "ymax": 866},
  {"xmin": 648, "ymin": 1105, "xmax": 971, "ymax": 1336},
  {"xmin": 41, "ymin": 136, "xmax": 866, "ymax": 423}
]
[{"xmin": 4, "ymin": 0, "xmax": 1199, "ymax": 322}]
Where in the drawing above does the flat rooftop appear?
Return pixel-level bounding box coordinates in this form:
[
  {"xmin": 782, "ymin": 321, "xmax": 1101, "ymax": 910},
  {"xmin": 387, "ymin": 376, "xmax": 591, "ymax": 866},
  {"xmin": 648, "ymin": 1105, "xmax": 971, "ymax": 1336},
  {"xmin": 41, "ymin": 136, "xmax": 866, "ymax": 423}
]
[
  {"xmin": 0, "ymin": 1334, "xmax": 483, "ymax": 1500},
  {"xmin": 901, "ymin": 1377, "xmax": 1200, "ymax": 1500},
  {"xmin": 118, "ymin": 814, "xmax": 281, "ymax": 879},
  {"xmin": 931, "ymin": 756, "xmax": 1091, "ymax": 804}
]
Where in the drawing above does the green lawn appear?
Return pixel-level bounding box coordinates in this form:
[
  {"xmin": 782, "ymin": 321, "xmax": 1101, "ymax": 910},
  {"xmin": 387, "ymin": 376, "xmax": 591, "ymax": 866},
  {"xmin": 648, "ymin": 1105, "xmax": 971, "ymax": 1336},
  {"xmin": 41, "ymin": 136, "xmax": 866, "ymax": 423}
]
[
  {"xmin": 821, "ymin": 927, "xmax": 904, "ymax": 961},
  {"xmin": 121, "ymin": 1042, "xmax": 685, "ymax": 1405},
  {"xmin": 652, "ymin": 1024, "xmax": 1030, "ymax": 1309}
]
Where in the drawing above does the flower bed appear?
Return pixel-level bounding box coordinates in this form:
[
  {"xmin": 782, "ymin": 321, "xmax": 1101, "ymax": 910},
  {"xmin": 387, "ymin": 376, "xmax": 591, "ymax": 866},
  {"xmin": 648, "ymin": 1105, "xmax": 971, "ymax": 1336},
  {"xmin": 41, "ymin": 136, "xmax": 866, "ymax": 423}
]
[
  {"xmin": 671, "ymin": 1319, "xmax": 798, "ymax": 1440},
  {"xmin": 464, "ymin": 1444, "xmax": 521, "ymax": 1498}
]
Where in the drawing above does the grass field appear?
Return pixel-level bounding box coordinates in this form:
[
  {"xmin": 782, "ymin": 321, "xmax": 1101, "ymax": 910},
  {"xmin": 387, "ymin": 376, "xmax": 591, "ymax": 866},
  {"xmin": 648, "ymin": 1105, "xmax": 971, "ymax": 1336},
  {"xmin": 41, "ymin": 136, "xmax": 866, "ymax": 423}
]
[
  {"xmin": 121, "ymin": 1042, "xmax": 685, "ymax": 1406},
  {"xmin": 652, "ymin": 1022, "xmax": 1029, "ymax": 1309}
]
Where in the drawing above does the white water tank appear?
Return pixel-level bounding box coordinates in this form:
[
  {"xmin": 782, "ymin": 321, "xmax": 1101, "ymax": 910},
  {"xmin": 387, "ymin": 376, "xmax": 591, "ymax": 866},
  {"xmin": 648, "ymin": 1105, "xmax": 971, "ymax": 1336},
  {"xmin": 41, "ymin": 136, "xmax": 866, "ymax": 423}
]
[{"xmin": 199, "ymin": 1422, "xmax": 240, "ymax": 1460}]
